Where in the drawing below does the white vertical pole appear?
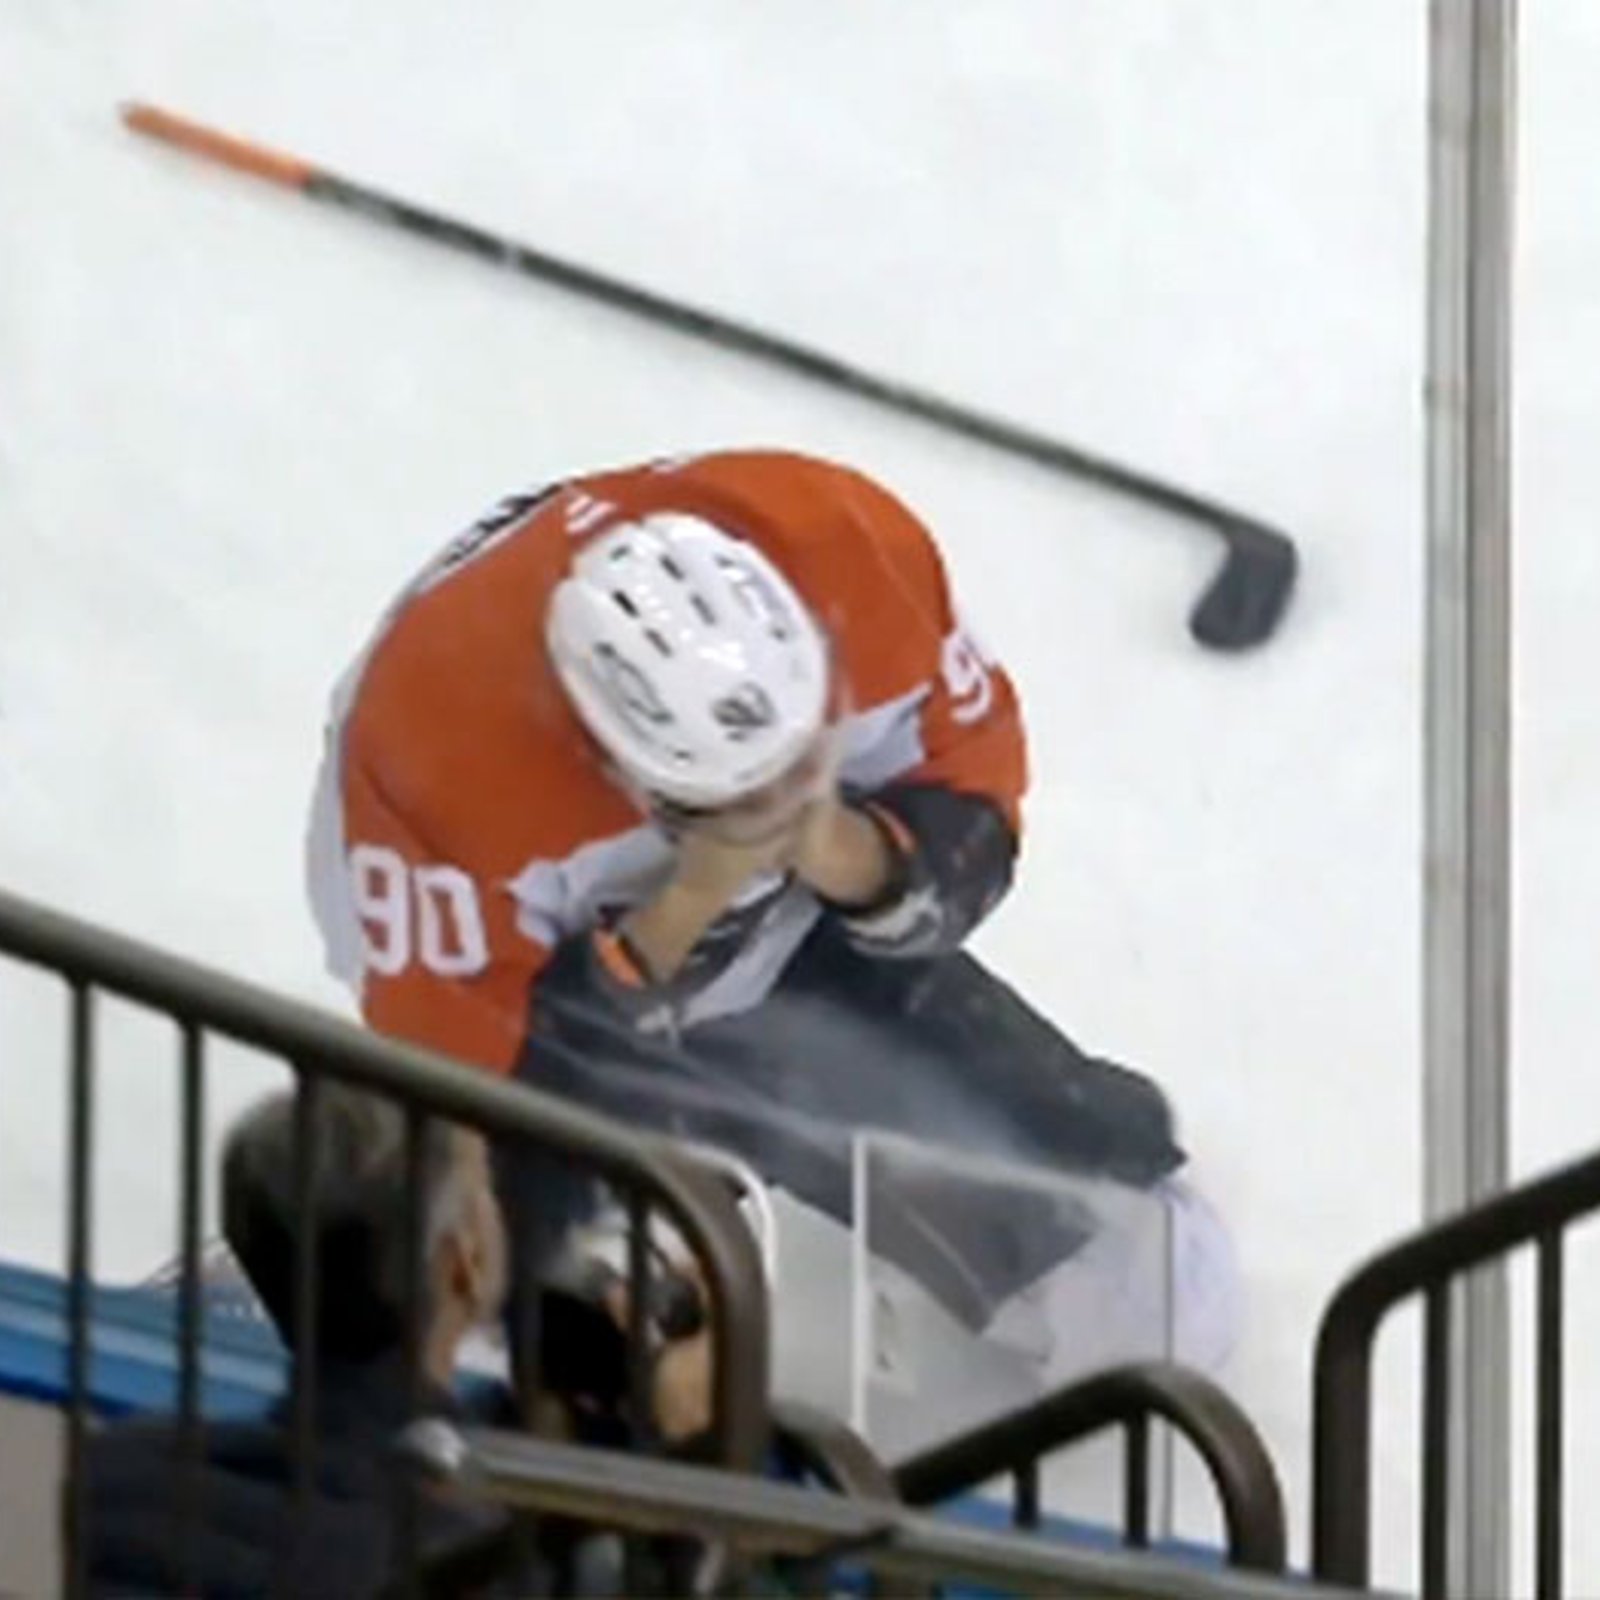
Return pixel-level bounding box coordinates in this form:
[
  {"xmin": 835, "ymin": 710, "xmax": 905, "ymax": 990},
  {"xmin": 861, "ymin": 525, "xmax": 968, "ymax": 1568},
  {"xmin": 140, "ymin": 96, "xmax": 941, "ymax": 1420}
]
[{"xmin": 1423, "ymin": 3, "xmax": 1516, "ymax": 1597}]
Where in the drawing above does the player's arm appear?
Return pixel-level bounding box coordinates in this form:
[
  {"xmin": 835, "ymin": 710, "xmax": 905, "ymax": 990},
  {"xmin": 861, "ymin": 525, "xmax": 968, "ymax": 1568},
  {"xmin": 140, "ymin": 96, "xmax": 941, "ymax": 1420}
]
[
  {"xmin": 798, "ymin": 467, "xmax": 1028, "ymax": 959},
  {"xmin": 803, "ymin": 782, "xmax": 1017, "ymax": 961}
]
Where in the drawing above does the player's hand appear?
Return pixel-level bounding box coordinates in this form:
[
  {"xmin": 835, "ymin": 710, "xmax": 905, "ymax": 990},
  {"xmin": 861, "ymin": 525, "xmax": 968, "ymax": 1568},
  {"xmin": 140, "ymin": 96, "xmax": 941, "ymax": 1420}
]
[
  {"xmin": 622, "ymin": 814, "xmax": 801, "ymax": 982},
  {"xmin": 669, "ymin": 813, "xmax": 802, "ymax": 903},
  {"xmin": 791, "ymin": 794, "xmax": 900, "ymax": 908},
  {"xmin": 624, "ymin": 730, "xmax": 838, "ymax": 981},
  {"xmin": 659, "ymin": 726, "xmax": 838, "ymax": 901}
]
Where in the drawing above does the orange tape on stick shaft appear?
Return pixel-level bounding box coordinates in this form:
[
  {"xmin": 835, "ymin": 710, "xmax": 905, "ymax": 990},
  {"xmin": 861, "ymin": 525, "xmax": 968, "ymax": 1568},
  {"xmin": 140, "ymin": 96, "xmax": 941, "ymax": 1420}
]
[{"xmin": 120, "ymin": 102, "xmax": 315, "ymax": 190}]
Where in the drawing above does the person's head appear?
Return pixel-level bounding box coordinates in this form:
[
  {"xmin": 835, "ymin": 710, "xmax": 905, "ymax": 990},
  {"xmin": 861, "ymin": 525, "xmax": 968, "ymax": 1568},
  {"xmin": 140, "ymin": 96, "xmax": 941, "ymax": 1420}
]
[
  {"xmin": 221, "ymin": 1085, "xmax": 507, "ymax": 1383},
  {"xmin": 545, "ymin": 514, "xmax": 838, "ymax": 841}
]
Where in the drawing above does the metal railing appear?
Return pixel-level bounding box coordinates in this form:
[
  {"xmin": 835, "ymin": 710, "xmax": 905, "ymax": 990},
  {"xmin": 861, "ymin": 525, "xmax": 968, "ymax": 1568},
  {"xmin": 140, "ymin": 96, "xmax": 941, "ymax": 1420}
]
[
  {"xmin": 1312, "ymin": 1143, "xmax": 1600, "ymax": 1597},
  {"xmin": 0, "ymin": 885, "xmax": 770, "ymax": 1597},
  {"xmin": 893, "ymin": 1361, "xmax": 1289, "ymax": 1573},
  {"xmin": 400, "ymin": 1421, "xmax": 1393, "ymax": 1600}
]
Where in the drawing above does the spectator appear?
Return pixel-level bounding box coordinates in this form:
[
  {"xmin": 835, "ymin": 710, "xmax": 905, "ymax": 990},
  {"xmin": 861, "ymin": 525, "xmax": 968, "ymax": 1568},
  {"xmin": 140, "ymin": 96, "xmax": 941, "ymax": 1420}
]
[{"xmin": 78, "ymin": 1084, "xmax": 528, "ymax": 1599}]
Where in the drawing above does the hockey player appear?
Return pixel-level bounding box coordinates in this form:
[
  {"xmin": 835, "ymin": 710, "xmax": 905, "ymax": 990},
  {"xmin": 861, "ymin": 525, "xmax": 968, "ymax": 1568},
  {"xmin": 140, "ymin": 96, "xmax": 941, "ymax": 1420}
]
[{"xmin": 307, "ymin": 449, "xmax": 1237, "ymax": 1383}]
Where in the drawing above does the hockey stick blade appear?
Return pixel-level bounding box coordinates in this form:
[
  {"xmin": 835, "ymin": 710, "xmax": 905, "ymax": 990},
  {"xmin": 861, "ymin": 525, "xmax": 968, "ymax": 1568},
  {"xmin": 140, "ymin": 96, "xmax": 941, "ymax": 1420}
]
[{"xmin": 1190, "ymin": 519, "xmax": 1299, "ymax": 652}]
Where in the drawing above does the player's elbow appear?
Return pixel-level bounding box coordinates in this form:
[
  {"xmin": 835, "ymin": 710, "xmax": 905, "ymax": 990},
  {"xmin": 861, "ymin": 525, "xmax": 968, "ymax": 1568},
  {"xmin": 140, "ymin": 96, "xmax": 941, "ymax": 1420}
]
[{"xmin": 840, "ymin": 787, "xmax": 1017, "ymax": 958}]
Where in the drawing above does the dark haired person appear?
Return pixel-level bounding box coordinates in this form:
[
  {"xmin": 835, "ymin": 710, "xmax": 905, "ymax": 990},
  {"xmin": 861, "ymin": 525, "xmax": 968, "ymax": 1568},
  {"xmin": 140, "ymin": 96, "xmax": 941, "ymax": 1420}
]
[{"xmin": 78, "ymin": 1086, "xmax": 523, "ymax": 1598}]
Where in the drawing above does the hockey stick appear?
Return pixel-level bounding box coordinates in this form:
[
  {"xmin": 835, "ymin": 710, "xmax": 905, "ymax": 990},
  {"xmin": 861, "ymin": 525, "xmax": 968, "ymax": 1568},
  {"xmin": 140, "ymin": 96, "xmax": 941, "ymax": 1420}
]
[{"xmin": 121, "ymin": 102, "xmax": 1298, "ymax": 650}]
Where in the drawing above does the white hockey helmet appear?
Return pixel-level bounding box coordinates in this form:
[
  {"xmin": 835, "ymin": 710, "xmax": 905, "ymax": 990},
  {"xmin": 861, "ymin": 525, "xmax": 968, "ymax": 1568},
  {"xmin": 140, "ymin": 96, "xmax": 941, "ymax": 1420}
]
[{"xmin": 545, "ymin": 513, "xmax": 831, "ymax": 808}]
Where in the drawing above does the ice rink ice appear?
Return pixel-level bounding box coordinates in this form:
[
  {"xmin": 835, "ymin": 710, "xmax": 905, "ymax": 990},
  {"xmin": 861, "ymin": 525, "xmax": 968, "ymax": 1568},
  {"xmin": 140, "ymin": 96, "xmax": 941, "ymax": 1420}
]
[{"xmin": 5, "ymin": 3, "xmax": 1600, "ymax": 1586}]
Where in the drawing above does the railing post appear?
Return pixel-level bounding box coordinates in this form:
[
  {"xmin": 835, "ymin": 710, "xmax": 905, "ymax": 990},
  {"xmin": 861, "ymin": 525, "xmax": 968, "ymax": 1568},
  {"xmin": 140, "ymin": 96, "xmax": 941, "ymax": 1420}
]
[
  {"xmin": 1311, "ymin": 1303, "xmax": 1376, "ymax": 1585},
  {"xmin": 396, "ymin": 1106, "xmax": 429, "ymax": 1598},
  {"xmin": 1013, "ymin": 1458, "xmax": 1040, "ymax": 1531},
  {"xmin": 174, "ymin": 1023, "xmax": 207, "ymax": 1596},
  {"xmin": 63, "ymin": 981, "xmax": 96, "ymax": 1600},
  {"xmin": 1535, "ymin": 1231, "xmax": 1565, "ymax": 1599},
  {"xmin": 288, "ymin": 1072, "xmax": 323, "ymax": 1524}
]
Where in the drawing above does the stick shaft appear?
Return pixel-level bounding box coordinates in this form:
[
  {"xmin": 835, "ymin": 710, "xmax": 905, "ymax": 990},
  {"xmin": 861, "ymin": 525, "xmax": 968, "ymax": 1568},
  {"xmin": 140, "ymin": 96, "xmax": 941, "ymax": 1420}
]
[
  {"xmin": 120, "ymin": 103, "xmax": 1255, "ymax": 519},
  {"xmin": 120, "ymin": 101, "xmax": 1298, "ymax": 647}
]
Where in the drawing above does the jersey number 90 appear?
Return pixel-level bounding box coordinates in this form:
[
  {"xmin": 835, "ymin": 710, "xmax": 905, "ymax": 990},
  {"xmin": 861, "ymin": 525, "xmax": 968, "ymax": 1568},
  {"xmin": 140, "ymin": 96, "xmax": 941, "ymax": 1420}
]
[{"xmin": 349, "ymin": 845, "xmax": 489, "ymax": 978}]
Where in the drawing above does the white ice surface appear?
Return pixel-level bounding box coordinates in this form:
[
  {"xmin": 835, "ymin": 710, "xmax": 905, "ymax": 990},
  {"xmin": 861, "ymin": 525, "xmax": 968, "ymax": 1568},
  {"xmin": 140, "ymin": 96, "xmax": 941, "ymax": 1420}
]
[{"xmin": 4, "ymin": 3, "xmax": 1599, "ymax": 1586}]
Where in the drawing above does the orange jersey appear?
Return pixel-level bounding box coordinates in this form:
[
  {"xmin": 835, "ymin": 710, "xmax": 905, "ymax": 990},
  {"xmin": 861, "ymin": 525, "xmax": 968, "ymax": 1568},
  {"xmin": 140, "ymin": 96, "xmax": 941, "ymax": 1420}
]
[{"xmin": 307, "ymin": 450, "xmax": 1029, "ymax": 1073}]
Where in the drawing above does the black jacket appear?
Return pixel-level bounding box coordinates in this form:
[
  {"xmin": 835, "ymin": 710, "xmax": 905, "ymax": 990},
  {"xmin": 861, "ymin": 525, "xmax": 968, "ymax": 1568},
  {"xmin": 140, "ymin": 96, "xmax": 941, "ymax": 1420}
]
[{"xmin": 80, "ymin": 1356, "xmax": 532, "ymax": 1599}]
